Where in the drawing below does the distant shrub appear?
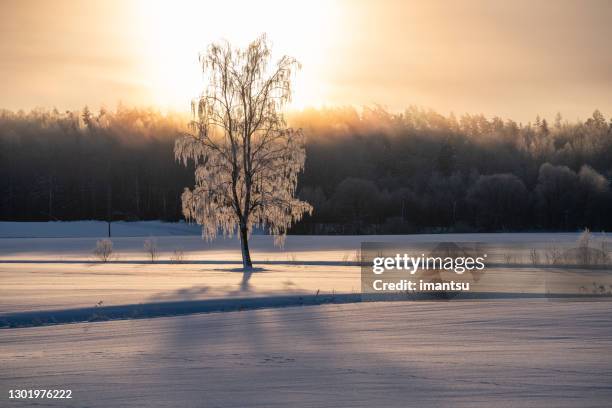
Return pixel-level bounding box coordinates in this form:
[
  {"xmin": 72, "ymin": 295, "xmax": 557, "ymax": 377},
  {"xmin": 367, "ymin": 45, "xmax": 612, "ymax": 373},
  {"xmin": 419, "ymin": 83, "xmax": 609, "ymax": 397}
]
[
  {"xmin": 544, "ymin": 246, "xmax": 562, "ymax": 265},
  {"xmin": 563, "ymin": 228, "xmax": 610, "ymax": 266},
  {"xmin": 170, "ymin": 249, "xmax": 185, "ymax": 264},
  {"xmin": 93, "ymin": 239, "xmax": 113, "ymax": 262},
  {"xmin": 577, "ymin": 228, "xmax": 592, "ymax": 265},
  {"xmin": 144, "ymin": 238, "xmax": 158, "ymax": 263},
  {"xmin": 529, "ymin": 248, "xmax": 540, "ymax": 265}
]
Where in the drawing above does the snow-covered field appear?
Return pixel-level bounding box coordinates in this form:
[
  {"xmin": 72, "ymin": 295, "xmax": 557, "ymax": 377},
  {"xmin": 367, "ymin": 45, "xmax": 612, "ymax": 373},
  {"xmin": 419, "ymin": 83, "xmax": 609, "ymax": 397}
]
[
  {"xmin": 1, "ymin": 223, "xmax": 610, "ymax": 315},
  {"xmin": 2, "ymin": 301, "xmax": 612, "ymax": 407},
  {"xmin": 1, "ymin": 222, "xmax": 611, "ymax": 407},
  {"xmin": 0, "ymin": 221, "xmax": 203, "ymax": 238}
]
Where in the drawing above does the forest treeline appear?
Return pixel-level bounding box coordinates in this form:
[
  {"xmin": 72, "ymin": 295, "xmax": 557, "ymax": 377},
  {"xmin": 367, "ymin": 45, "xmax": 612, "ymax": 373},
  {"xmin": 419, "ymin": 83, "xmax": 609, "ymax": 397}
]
[{"xmin": 1, "ymin": 105, "xmax": 611, "ymax": 233}]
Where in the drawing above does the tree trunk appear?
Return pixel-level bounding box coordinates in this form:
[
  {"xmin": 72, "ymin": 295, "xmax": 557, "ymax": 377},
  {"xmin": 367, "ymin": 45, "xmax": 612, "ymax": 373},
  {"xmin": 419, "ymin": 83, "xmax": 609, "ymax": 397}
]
[{"xmin": 239, "ymin": 225, "xmax": 253, "ymax": 269}]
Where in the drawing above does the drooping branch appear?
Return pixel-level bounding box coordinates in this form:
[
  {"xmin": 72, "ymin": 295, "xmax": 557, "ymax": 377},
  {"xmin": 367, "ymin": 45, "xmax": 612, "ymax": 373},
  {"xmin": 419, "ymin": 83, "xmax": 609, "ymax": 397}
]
[{"xmin": 175, "ymin": 35, "xmax": 312, "ymax": 248}]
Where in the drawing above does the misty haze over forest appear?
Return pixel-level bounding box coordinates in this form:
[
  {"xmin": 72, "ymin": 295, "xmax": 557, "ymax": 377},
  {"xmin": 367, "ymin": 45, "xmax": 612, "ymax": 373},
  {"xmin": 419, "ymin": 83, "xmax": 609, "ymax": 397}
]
[{"xmin": 1, "ymin": 105, "xmax": 610, "ymax": 233}]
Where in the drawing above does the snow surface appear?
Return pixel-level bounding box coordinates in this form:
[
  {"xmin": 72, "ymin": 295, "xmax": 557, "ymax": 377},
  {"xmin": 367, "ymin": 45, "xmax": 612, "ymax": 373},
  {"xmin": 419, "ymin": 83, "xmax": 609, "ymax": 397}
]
[
  {"xmin": 1, "ymin": 225, "xmax": 611, "ymax": 407},
  {"xmin": 0, "ymin": 220, "xmax": 202, "ymax": 238},
  {"xmin": 2, "ymin": 300, "xmax": 612, "ymax": 407},
  {"xmin": 1, "ymin": 228, "xmax": 610, "ymax": 314}
]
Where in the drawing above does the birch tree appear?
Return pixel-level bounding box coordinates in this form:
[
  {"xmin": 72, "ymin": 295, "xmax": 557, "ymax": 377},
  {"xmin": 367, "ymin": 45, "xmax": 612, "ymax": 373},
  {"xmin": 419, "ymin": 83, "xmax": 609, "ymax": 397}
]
[{"xmin": 175, "ymin": 35, "xmax": 312, "ymax": 269}]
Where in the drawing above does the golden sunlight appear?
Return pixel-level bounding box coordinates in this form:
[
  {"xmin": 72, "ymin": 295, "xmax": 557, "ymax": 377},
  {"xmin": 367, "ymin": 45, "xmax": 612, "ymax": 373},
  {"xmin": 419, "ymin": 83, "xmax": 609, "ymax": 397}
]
[
  {"xmin": 135, "ymin": 0, "xmax": 340, "ymax": 111},
  {"xmin": 1, "ymin": 0, "xmax": 609, "ymax": 120}
]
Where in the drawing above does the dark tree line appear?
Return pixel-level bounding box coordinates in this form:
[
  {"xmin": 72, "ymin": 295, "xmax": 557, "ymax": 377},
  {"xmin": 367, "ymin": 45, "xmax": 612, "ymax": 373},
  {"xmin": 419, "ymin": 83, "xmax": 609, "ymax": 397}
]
[
  {"xmin": 1, "ymin": 105, "xmax": 611, "ymax": 232},
  {"xmin": 292, "ymin": 106, "xmax": 612, "ymax": 233},
  {"xmin": 0, "ymin": 106, "xmax": 193, "ymax": 222}
]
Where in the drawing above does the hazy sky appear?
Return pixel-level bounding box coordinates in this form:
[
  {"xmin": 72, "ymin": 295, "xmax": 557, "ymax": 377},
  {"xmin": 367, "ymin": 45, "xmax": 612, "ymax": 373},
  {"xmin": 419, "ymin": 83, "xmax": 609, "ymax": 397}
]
[{"xmin": 0, "ymin": 0, "xmax": 610, "ymax": 122}]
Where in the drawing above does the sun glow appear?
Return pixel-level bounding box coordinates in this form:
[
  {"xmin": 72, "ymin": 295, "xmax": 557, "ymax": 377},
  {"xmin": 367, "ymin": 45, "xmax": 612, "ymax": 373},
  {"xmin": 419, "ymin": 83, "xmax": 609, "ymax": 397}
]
[{"xmin": 135, "ymin": 0, "xmax": 339, "ymax": 112}]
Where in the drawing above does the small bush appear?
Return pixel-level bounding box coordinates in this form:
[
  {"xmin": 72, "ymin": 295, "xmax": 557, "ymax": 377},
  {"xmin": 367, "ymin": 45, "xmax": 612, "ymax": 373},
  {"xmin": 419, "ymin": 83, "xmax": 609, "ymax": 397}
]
[
  {"xmin": 144, "ymin": 238, "xmax": 158, "ymax": 263},
  {"xmin": 170, "ymin": 249, "xmax": 185, "ymax": 264},
  {"xmin": 576, "ymin": 228, "xmax": 594, "ymax": 265},
  {"xmin": 94, "ymin": 239, "xmax": 113, "ymax": 262},
  {"xmin": 544, "ymin": 246, "xmax": 562, "ymax": 265},
  {"xmin": 529, "ymin": 248, "xmax": 540, "ymax": 265}
]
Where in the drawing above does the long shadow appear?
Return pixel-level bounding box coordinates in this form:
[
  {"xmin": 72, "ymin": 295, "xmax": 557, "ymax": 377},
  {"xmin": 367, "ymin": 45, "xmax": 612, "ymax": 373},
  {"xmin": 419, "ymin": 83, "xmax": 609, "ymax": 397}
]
[
  {"xmin": 0, "ymin": 293, "xmax": 360, "ymax": 328},
  {"xmin": 163, "ymin": 300, "xmax": 466, "ymax": 406},
  {"xmin": 241, "ymin": 267, "xmax": 253, "ymax": 291},
  {"xmin": 2, "ymin": 292, "xmax": 606, "ymax": 328},
  {"xmin": 144, "ymin": 268, "xmax": 266, "ymax": 302},
  {"xmin": 0, "ymin": 259, "xmax": 361, "ymax": 266}
]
